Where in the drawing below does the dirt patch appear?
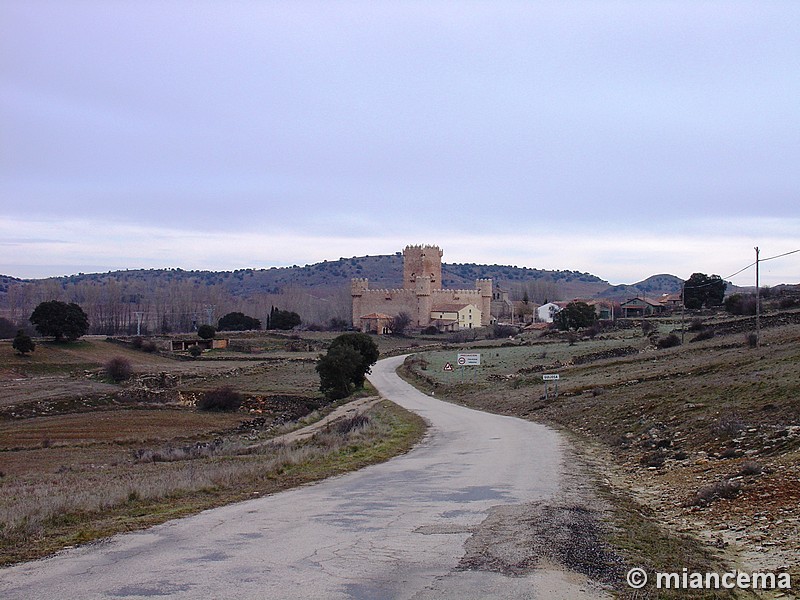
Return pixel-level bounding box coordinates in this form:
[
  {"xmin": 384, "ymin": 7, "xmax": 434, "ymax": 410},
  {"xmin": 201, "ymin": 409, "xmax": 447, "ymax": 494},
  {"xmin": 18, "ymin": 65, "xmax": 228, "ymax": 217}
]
[{"xmin": 458, "ymin": 444, "xmax": 624, "ymax": 594}]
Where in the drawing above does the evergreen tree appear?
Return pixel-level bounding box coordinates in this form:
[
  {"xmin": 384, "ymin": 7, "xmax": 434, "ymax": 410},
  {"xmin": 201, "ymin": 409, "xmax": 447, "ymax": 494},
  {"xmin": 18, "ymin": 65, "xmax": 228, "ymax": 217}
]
[{"xmin": 12, "ymin": 329, "xmax": 35, "ymax": 355}]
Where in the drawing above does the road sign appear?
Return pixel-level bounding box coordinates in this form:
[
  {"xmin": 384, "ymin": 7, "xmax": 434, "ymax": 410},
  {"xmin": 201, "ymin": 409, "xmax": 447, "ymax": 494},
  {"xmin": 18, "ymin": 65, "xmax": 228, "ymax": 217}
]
[
  {"xmin": 443, "ymin": 362, "xmax": 454, "ymax": 371},
  {"xmin": 457, "ymin": 353, "xmax": 481, "ymax": 366},
  {"xmin": 542, "ymin": 374, "xmax": 560, "ymax": 381}
]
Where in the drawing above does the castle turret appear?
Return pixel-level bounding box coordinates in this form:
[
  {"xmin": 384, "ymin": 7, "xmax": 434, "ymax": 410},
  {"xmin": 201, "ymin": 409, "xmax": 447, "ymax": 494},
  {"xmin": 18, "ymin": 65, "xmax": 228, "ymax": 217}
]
[
  {"xmin": 351, "ymin": 278, "xmax": 369, "ymax": 327},
  {"xmin": 476, "ymin": 278, "xmax": 493, "ymax": 326},
  {"xmin": 415, "ymin": 275, "xmax": 433, "ymax": 327}
]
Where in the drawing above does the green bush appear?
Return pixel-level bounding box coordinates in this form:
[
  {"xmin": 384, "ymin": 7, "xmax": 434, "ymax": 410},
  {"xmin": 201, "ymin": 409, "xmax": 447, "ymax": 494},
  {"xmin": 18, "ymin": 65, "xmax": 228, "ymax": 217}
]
[
  {"xmin": 12, "ymin": 330, "xmax": 35, "ymax": 355},
  {"xmin": 197, "ymin": 324, "xmax": 216, "ymax": 339},
  {"xmin": 188, "ymin": 344, "xmax": 202, "ymax": 357}
]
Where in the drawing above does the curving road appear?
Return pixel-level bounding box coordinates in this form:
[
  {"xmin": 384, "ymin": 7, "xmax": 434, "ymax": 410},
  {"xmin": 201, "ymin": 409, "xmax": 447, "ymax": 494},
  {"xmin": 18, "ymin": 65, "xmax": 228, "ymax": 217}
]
[{"xmin": 0, "ymin": 355, "xmax": 604, "ymax": 599}]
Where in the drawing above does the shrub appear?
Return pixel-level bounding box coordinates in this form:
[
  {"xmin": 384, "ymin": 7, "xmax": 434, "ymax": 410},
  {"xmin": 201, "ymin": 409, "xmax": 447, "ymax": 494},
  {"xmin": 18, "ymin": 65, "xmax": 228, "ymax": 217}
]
[
  {"xmin": 218, "ymin": 311, "xmax": 261, "ymax": 331},
  {"xmin": 421, "ymin": 325, "xmax": 439, "ymax": 335},
  {"xmin": 142, "ymin": 340, "xmax": 158, "ymax": 353},
  {"xmin": 197, "ymin": 386, "xmax": 243, "ymax": 412},
  {"xmin": 736, "ymin": 461, "xmax": 763, "ymax": 477},
  {"xmin": 689, "ymin": 480, "xmax": 741, "ymax": 507},
  {"xmin": 12, "ymin": 330, "xmax": 35, "ymax": 355},
  {"xmin": 690, "ymin": 329, "xmax": 715, "ymax": 343},
  {"xmin": 746, "ymin": 332, "xmax": 758, "ymax": 348},
  {"xmin": 641, "ymin": 320, "xmax": 656, "ymax": 336},
  {"xmin": 188, "ymin": 344, "xmax": 202, "ymax": 357},
  {"xmin": 197, "ymin": 324, "xmax": 216, "ymax": 340},
  {"xmin": 131, "ymin": 336, "xmax": 144, "ymax": 349},
  {"xmin": 105, "ymin": 356, "xmax": 133, "ymax": 382},
  {"xmin": 688, "ymin": 318, "xmax": 705, "ymax": 332},
  {"xmin": 493, "ymin": 324, "xmax": 517, "ymax": 338},
  {"xmin": 334, "ymin": 414, "xmax": 370, "ymax": 435},
  {"xmin": 656, "ymin": 334, "xmax": 681, "ymax": 349}
]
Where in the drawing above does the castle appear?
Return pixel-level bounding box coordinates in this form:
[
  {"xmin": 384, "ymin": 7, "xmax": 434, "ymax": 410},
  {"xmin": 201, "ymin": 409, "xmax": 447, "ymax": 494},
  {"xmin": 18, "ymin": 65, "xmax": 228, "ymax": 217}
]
[{"xmin": 351, "ymin": 245, "xmax": 492, "ymax": 333}]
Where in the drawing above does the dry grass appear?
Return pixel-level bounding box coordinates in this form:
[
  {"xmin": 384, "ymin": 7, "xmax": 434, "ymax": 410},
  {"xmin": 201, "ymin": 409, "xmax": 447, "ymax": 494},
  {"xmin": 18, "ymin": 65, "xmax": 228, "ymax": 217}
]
[{"xmin": 0, "ymin": 400, "xmax": 425, "ymax": 565}]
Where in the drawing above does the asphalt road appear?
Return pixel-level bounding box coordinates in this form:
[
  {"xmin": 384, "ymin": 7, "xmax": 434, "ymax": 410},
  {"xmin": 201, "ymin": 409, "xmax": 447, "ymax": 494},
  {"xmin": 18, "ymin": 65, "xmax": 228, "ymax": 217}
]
[{"xmin": 0, "ymin": 355, "xmax": 605, "ymax": 599}]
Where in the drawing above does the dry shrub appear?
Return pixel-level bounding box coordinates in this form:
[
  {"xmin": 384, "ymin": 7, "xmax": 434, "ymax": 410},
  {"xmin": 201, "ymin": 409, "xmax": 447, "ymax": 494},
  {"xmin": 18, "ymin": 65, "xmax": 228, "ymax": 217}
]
[
  {"xmin": 656, "ymin": 334, "xmax": 681, "ymax": 349},
  {"xmin": 689, "ymin": 480, "xmax": 741, "ymax": 507},
  {"xmin": 105, "ymin": 356, "xmax": 133, "ymax": 382},
  {"xmin": 197, "ymin": 386, "xmax": 243, "ymax": 412}
]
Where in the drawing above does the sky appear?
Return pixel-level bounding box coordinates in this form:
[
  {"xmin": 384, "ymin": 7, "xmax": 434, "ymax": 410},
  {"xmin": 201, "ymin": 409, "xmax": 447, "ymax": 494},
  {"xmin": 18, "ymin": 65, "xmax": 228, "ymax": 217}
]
[{"xmin": 1, "ymin": 1, "xmax": 798, "ymax": 286}]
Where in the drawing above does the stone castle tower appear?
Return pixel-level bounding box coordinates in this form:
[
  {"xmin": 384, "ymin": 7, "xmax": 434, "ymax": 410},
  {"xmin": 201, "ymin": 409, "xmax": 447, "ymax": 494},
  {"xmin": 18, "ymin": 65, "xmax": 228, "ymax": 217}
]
[{"xmin": 403, "ymin": 245, "xmax": 443, "ymax": 290}]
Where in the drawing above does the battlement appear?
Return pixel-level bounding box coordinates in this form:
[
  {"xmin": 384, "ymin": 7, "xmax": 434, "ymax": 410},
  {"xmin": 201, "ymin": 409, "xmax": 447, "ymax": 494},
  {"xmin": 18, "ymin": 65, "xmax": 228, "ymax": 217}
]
[
  {"xmin": 403, "ymin": 244, "xmax": 443, "ymax": 254},
  {"xmin": 361, "ymin": 288, "xmax": 413, "ymax": 295}
]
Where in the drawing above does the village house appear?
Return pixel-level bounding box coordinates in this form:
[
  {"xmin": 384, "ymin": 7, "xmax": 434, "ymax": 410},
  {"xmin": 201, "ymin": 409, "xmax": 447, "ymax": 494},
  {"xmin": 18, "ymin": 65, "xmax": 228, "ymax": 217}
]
[{"xmin": 620, "ymin": 297, "xmax": 665, "ymax": 318}]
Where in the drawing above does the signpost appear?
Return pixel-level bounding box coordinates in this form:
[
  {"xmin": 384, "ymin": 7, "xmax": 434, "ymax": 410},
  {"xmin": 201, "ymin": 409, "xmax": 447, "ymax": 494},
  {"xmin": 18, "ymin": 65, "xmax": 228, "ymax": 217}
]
[
  {"xmin": 455, "ymin": 353, "xmax": 481, "ymax": 382},
  {"xmin": 542, "ymin": 373, "xmax": 560, "ymax": 399},
  {"xmin": 457, "ymin": 353, "xmax": 481, "ymax": 366}
]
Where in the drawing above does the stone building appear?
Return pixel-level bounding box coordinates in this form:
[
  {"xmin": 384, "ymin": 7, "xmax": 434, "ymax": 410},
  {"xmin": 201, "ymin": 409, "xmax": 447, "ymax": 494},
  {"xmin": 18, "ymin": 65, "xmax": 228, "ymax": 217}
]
[{"xmin": 352, "ymin": 245, "xmax": 492, "ymax": 333}]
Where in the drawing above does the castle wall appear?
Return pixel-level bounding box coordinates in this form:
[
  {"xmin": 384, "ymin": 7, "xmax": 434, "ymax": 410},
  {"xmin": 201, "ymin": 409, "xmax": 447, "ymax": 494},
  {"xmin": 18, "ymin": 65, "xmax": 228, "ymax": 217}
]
[{"xmin": 352, "ymin": 288, "xmax": 419, "ymax": 325}]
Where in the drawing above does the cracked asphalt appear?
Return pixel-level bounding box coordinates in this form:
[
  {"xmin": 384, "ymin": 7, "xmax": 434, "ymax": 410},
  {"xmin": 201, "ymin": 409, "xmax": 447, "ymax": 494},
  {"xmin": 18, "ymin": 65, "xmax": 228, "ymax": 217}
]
[{"xmin": 0, "ymin": 355, "xmax": 609, "ymax": 599}]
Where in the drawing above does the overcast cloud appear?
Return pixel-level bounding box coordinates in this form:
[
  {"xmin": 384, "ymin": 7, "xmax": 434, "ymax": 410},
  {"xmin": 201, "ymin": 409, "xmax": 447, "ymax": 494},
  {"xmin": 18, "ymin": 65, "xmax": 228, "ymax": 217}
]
[{"xmin": 1, "ymin": 1, "xmax": 798, "ymax": 285}]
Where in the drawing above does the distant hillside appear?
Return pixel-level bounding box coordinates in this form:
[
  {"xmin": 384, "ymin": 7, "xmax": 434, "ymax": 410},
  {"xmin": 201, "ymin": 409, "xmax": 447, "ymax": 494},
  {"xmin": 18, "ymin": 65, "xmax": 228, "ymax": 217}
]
[
  {"xmin": 595, "ymin": 274, "xmax": 684, "ymax": 300},
  {"xmin": 2, "ymin": 255, "xmax": 703, "ymax": 334},
  {"xmin": 0, "ymin": 255, "xmax": 610, "ymax": 301}
]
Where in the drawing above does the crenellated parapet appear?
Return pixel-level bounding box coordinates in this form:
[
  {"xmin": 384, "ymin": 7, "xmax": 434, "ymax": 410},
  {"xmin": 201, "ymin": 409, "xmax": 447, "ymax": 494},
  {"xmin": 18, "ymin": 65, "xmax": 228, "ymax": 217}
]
[
  {"xmin": 351, "ymin": 278, "xmax": 369, "ymax": 296},
  {"xmin": 475, "ymin": 278, "xmax": 493, "ymax": 297}
]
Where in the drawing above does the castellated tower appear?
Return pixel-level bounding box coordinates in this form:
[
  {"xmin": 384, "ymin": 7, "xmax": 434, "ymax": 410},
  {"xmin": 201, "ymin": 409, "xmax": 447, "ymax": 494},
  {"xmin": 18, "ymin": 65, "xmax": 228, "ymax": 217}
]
[{"xmin": 403, "ymin": 245, "xmax": 443, "ymax": 290}]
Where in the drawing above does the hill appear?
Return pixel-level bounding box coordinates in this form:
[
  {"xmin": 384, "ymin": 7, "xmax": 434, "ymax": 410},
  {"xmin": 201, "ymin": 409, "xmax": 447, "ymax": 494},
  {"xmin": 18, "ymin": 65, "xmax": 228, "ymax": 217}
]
[
  {"xmin": 0, "ymin": 255, "xmax": 707, "ymax": 334},
  {"xmin": 595, "ymin": 274, "xmax": 684, "ymax": 300}
]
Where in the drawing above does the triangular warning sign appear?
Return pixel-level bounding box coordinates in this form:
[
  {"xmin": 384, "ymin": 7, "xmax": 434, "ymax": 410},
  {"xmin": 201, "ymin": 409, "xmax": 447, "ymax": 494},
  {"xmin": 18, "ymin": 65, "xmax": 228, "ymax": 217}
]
[{"xmin": 443, "ymin": 362, "xmax": 454, "ymax": 371}]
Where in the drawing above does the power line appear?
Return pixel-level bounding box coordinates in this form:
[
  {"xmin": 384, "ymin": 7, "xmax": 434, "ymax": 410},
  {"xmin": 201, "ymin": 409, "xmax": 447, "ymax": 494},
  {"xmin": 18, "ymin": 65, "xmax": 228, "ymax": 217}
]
[
  {"xmin": 761, "ymin": 248, "xmax": 800, "ymax": 262},
  {"xmin": 684, "ymin": 248, "xmax": 799, "ymax": 289}
]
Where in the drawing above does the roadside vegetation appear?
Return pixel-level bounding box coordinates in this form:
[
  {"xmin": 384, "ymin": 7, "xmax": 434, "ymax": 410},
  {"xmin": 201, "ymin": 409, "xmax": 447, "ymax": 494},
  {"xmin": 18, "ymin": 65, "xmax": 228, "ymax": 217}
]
[
  {"xmin": 0, "ymin": 331, "xmax": 425, "ymax": 566},
  {"xmin": 401, "ymin": 303, "xmax": 800, "ymax": 596}
]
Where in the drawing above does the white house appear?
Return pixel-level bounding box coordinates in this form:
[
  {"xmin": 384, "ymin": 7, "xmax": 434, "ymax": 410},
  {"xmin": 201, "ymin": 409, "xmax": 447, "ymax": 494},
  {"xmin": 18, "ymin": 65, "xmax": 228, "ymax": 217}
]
[{"xmin": 536, "ymin": 302, "xmax": 563, "ymax": 323}]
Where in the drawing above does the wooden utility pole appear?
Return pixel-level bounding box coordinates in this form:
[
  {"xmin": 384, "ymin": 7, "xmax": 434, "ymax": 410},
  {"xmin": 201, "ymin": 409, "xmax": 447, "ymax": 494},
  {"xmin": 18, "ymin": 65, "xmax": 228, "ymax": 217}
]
[{"xmin": 755, "ymin": 247, "xmax": 760, "ymax": 347}]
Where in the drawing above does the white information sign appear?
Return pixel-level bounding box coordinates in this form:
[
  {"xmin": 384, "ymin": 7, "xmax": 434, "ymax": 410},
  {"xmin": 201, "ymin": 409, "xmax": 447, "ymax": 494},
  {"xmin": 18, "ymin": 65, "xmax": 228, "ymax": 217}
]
[
  {"xmin": 457, "ymin": 353, "xmax": 481, "ymax": 366},
  {"xmin": 542, "ymin": 374, "xmax": 560, "ymax": 381}
]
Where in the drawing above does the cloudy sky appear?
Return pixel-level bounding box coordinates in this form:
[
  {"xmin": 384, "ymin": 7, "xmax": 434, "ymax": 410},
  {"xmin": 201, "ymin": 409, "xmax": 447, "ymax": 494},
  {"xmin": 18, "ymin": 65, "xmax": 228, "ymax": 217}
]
[{"xmin": 1, "ymin": 1, "xmax": 798, "ymax": 286}]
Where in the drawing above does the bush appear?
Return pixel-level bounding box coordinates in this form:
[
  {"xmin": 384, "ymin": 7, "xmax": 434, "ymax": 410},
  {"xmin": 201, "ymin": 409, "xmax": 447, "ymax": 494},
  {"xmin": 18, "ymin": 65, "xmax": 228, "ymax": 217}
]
[
  {"xmin": 105, "ymin": 356, "xmax": 133, "ymax": 382},
  {"xmin": 689, "ymin": 480, "xmax": 741, "ymax": 507},
  {"xmin": 197, "ymin": 324, "xmax": 216, "ymax": 339},
  {"xmin": 746, "ymin": 332, "xmax": 759, "ymax": 348},
  {"xmin": 142, "ymin": 340, "xmax": 158, "ymax": 353},
  {"xmin": 188, "ymin": 344, "xmax": 202, "ymax": 357},
  {"xmin": 656, "ymin": 334, "xmax": 681, "ymax": 349},
  {"xmin": 131, "ymin": 336, "xmax": 144, "ymax": 349},
  {"xmin": 493, "ymin": 324, "xmax": 517, "ymax": 338},
  {"xmin": 218, "ymin": 311, "xmax": 261, "ymax": 331},
  {"xmin": 12, "ymin": 330, "xmax": 35, "ymax": 355},
  {"xmin": 690, "ymin": 329, "xmax": 715, "ymax": 343},
  {"xmin": 421, "ymin": 325, "xmax": 439, "ymax": 335},
  {"xmin": 197, "ymin": 386, "xmax": 243, "ymax": 412},
  {"xmin": 688, "ymin": 318, "xmax": 705, "ymax": 332}
]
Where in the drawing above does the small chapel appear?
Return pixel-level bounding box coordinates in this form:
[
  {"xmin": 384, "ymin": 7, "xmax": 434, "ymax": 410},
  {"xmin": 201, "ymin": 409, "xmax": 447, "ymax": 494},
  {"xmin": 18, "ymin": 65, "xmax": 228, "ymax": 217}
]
[{"xmin": 351, "ymin": 245, "xmax": 492, "ymax": 334}]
